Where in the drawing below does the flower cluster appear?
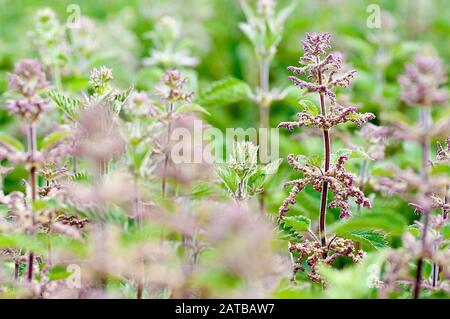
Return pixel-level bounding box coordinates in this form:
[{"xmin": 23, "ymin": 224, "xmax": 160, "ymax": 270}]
[
  {"xmin": 278, "ymin": 102, "xmax": 375, "ymax": 131},
  {"xmin": 279, "ymin": 155, "xmax": 371, "ymax": 219},
  {"xmin": 89, "ymin": 66, "xmax": 113, "ymax": 94},
  {"xmin": 399, "ymin": 55, "xmax": 448, "ymax": 107},
  {"xmin": 290, "ymin": 237, "xmax": 365, "ymax": 283},
  {"xmin": 278, "ymin": 33, "xmax": 374, "ymax": 131},
  {"xmin": 156, "ymin": 70, "xmax": 194, "ymax": 103},
  {"xmin": 6, "ymin": 59, "xmax": 50, "ymax": 122}
]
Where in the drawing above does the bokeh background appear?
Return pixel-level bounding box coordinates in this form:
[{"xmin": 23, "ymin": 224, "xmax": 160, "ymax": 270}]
[{"xmin": 0, "ymin": 0, "xmax": 449, "ymax": 298}]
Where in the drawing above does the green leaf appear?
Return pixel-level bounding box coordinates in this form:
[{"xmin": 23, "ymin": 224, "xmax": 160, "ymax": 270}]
[
  {"xmin": 298, "ymin": 99, "xmax": 320, "ymax": 116},
  {"xmin": 177, "ymin": 103, "xmax": 210, "ymax": 115},
  {"xmin": 197, "ymin": 78, "xmax": 251, "ymax": 108},
  {"xmin": 48, "ymin": 265, "xmax": 72, "ymax": 281},
  {"xmin": 48, "ymin": 91, "xmax": 81, "ymax": 121},
  {"xmin": 342, "ymin": 230, "xmax": 388, "ymax": 250},
  {"xmin": 0, "ymin": 132, "xmax": 24, "ymax": 152},
  {"xmin": 128, "ymin": 141, "xmax": 151, "ymax": 172},
  {"xmin": 442, "ymin": 224, "xmax": 450, "ymax": 239},
  {"xmin": 407, "ymin": 225, "xmax": 421, "ymax": 237},
  {"xmin": 333, "ymin": 148, "xmax": 372, "ymax": 161},
  {"xmin": 284, "ymin": 215, "xmax": 311, "ymax": 232},
  {"xmin": 261, "ymin": 158, "xmax": 282, "ymax": 175},
  {"xmin": 278, "ymin": 220, "xmax": 303, "ymax": 242},
  {"xmin": 329, "ymin": 212, "xmax": 407, "ymax": 236},
  {"xmin": 216, "ymin": 165, "xmax": 239, "ymax": 195},
  {"xmin": 430, "ymin": 163, "xmax": 450, "ymax": 176},
  {"xmin": 113, "ymin": 86, "xmax": 133, "ymax": 104},
  {"xmin": 71, "ymin": 171, "xmax": 90, "ymax": 183},
  {"xmin": 41, "ymin": 130, "xmax": 72, "ymax": 150}
]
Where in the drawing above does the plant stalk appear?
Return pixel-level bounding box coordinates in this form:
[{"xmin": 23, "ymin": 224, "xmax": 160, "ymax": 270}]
[
  {"xmin": 133, "ymin": 176, "xmax": 144, "ymax": 299},
  {"xmin": 413, "ymin": 107, "xmax": 432, "ymax": 299},
  {"xmin": 259, "ymin": 58, "xmax": 270, "ymax": 211},
  {"xmin": 317, "ymin": 64, "xmax": 330, "ymax": 249},
  {"xmin": 26, "ymin": 124, "xmax": 37, "ymax": 282},
  {"xmin": 162, "ymin": 103, "xmax": 174, "ymax": 198}
]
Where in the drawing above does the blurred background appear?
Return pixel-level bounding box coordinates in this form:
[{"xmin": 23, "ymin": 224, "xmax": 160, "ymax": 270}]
[
  {"xmin": 0, "ymin": 0, "xmax": 449, "ymax": 299},
  {"xmin": 1, "ymin": 0, "xmax": 448, "ymax": 218}
]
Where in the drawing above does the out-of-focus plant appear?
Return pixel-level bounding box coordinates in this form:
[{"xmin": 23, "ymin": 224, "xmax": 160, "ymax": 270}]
[
  {"xmin": 377, "ymin": 54, "xmax": 449, "ymax": 298},
  {"xmin": 151, "ymin": 69, "xmax": 208, "ymax": 197},
  {"xmin": 31, "ymin": 8, "xmax": 67, "ymax": 89},
  {"xmin": 239, "ymin": 0, "xmax": 296, "ymax": 139},
  {"xmin": 277, "ymin": 33, "xmax": 376, "ymax": 283},
  {"xmin": 144, "ymin": 16, "xmax": 199, "ymax": 70},
  {"xmin": 0, "ymin": 59, "xmax": 76, "ymax": 283}
]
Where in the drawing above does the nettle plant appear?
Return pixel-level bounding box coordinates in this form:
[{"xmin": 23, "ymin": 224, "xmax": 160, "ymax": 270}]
[
  {"xmin": 216, "ymin": 141, "xmax": 281, "ymax": 203},
  {"xmin": 377, "ymin": 54, "xmax": 449, "ymax": 298},
  {"xmin": 277, "ymin": 33, "xmax": 375, "ymax": 283},
  {"xmin": 239, "ymin": 0, "xmax": 296, "ymax": 131},
  {"xmin": 0, "ymin": 59, "xmax": 76, "ymax": 283}
]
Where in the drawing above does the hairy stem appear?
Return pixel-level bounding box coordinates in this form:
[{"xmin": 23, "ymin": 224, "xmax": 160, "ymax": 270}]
[
  {"xmin": 317, "ymin": 64, "xmax": 330, "ymax": 249},
  {"xmin": 26, "ymin": 124, "xmax": 37, "ymax": 282},
  {"xmin": 413, "ymin": 107, "xmax": 431, "ymax": 298},
  {"xmin": 259, "ymin": 58, "xmax": 270, "ymax": 211},
  {"xmin": 133, "ymin": 176, "xmax": 144, "ymax": 299},
  {"xmin": 162, "ymin": 103, "xmax": 174, "ymax": 198}
]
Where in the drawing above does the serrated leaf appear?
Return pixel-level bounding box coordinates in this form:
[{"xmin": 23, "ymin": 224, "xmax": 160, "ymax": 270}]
[
  {"xmin": 284, "ymin": 215, "xmax": 311, "ymax": 232},
  {"xmin": 216, "ymin": 165, "xmax": 239, "ymax": 195},
  {"xmin": 48, "ymin": 91, "xmax": 81, "ymax": 121},
  {"xmin": 71, "ymin": 171, "xmax": 90, "ymax": 183},
  {"xmin": 278, "ymin": 221, "xmax": 303, "ymax": 242},
  {"xmin": 329, "ymin": 212, "xmax": 407, "ymax": 236},
  {"xmin": 197, "ymin": 78, "xmax": 251, "ymax": 108},
  {"xmin": 177, "ymin": 103, "xmax": 210, "ymax": 115},
  {"xmin": 0, "ymin": 132, "xmax": 24, "ymax": 152},
  {"xmin": 342, "ymin": 230, "xmax": 388, "ymax": 250},
  {"xmin": 113, "ymin": 86, "xmax": 133, "ymax": 104}
]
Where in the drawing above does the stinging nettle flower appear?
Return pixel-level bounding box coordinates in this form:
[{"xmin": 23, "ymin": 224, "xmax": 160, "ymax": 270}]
[
  {"xmin": 278, "ymin": 33, "xmax": 374, "ymax": 131},
  {"xmin": 6, "ymin": 59, "xmax": 51, "ymax": 122},
  {"xmin": 89, "ymin": 66, "xmax": 114, "ymax": 94},
  {"xmin": 156, "ymin": 70, "xmax": 194, "ymax": 103},
  {"xmin": 279, "ymin": 154, "xmax": 371, "ymax": 219},
  {"xmin": 399, "ymin": 54, "xmax": 448, "ymax": 107},
  {"xmin": 7, "ymin": 59, "xmax": 48, "ymax": 97}
]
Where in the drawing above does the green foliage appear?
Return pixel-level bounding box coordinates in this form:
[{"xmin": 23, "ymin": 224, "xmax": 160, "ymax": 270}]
[
  {"xmin": 41, "ymin": 129, "xmax": 72, "ymax": 150},
  {"xmin": 0, "ymin": 131, "xmax": 24, "ymax": 151},
  {"xmin": 48, "ymin": 91, "xmax": 81, "ymax": 121},
  {"xmin": 283, "ymin": 215, "xmax": 311, "ymax": 233},
  {"xmin": 196, "ymin": 78, "xmax": 251, "ymax": 108},
  {"xmin": 177, "ymin": 103, "xmax": 210, "ymax": 115},
  {"xmin": 330, "ymin": 211, "xmax": 407, "ymax": 236},
  {"xmin": 277, "ymin": 220, "xmax": 303, "ymax": 242},
  {"xmin": 343, "ymin": 230, "xmax": 388, "ymax": 250}
]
